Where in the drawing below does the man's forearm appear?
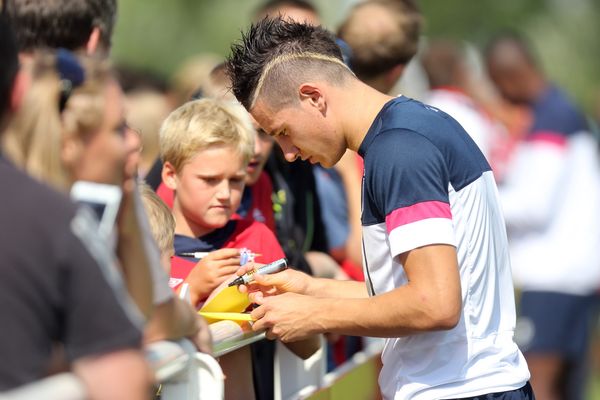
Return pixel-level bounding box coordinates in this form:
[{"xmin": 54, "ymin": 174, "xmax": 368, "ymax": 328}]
[
  {"xmin": 305, "ymin": 276, "xmax": 368, "ymax": 298},
  {"xmin": 311, "ymin": 284, "xmax": 460, "ymax": 338}
]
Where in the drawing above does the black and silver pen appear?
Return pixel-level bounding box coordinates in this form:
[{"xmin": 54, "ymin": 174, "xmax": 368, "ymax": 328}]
[{"xmin": 228, "ymin": 258, "xmax": 288, "ymax": 287}]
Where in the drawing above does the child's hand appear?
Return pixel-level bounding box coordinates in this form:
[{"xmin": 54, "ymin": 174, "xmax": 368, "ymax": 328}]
[{"xmin": 185, "ymin": 248, "xmax": 241, "ymax": 304}]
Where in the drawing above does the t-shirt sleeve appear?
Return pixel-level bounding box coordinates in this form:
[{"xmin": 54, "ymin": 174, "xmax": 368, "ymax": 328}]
[
  {"xmin": 364, "ymin": 130, "xmax": 455, "ymax": 257},
  {"xmin": 63, "ymin": 208, "xmax": 143, "ymax": 362}
]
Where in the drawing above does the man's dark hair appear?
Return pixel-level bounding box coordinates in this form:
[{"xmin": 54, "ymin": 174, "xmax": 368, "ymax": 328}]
[
  {"xmin": 226, "ymin": 17, "xmax": 348, "ymax": 110},
  {"xmin": 0, "ymin": 14, "xmax": 19, "ymax": 123},
  {"xmin": 4, "ymin": 0, "xmax": 117, "ymax": 52},
  {"xmin": 255, "ymin": 0, "xmax": 318, "ymax": 19},
  {"xmin": 337, "ymin": 0, "xmax": 421, "ymax": 80}
]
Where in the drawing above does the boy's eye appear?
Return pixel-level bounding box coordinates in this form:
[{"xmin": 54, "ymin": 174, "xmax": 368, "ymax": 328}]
[
  {"xmin": 230, "ymin": 177, "xmax": 245, "ymax": 185},
  {"xmin": 279, "ymin": 129, "xmax": 288, "ymax": 137},
  {"xmin": 202, "ymin": 177, "xmax": 220, "ymax": 185}
]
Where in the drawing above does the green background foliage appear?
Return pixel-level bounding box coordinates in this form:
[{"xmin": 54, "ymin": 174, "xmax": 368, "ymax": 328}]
[{"xmin": 111, "ymin": 0, "xmax": 600, "ymax": 113}]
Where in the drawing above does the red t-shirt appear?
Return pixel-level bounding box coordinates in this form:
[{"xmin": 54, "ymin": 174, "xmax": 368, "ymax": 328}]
[{"xmin": 170, "ymin": 219, "xmax": 285, "ymax": 290}]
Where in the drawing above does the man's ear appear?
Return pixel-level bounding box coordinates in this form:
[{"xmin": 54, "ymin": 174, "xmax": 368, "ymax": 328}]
[
  {"xmin": 298, "ymin": 83, "xmax": 326, "ymax": 112},
  {"xmin": 86, "ymin": 27, "xmax": 101, "ymax": 55},
  {"xmin": 162, "ymin": 161, "xmax": 178, "ymax": 190}
]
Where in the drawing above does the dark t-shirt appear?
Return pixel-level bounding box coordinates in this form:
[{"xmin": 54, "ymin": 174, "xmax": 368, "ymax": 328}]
[{"xmin": 0, "ymin": 156, "xmax": 143, "ymax": 390}]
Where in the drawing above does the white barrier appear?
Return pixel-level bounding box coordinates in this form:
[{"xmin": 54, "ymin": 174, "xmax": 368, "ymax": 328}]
[
  {"xmin": 0, "ymin": 373, "xmax": 86, "ymax": 400},
  {"xmin": 0, "ymin": 333, "xmax": 335, "ymax": 400},
  {"xmin": 274, "ymin": 336, "xmax": 327, "ymax": 400},
  {"xmin": 146, "ymin": 339, "xmax": 224, "ymax": 400}
]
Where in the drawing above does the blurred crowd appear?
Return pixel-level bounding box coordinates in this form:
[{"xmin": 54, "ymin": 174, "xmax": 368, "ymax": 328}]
[{"xmin": 1, "ymin": 0, "xmax": 599, "ymax": 399}]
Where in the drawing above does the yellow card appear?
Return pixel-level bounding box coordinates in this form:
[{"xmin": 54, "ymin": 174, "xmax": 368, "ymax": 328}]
[
  {"xmin": 199, "ymin": 283, "xmax": 251, "ymax": 314},
  {"xmin": 199, "ymin": 311, "xmax": 253, "ymax": 324}
]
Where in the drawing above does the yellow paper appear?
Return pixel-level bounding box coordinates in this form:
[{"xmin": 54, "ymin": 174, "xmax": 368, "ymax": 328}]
[
  {"xmin": 199, "ymin": 311, "xmax": 253, "ymax": 324},
  {"xmin": 199, "ymin": 283, "xmax": 251, "ymax": 314}
]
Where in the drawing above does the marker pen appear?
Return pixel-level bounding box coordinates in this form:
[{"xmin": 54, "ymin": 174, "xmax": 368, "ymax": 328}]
[
  {"xmin": 228, "ymin": 258, "xmax": 288, "ymax": 286},
  {"xmin": 178, "ymin": 251, "xmax": 210, "ymax": 259}
]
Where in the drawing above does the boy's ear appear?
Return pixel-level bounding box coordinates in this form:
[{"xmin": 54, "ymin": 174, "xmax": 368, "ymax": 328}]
[
  {"xmin": 298, "ymin": 83, "xmax": 325, "ymax": 112},
  {"xmin": 162, "ymin": 161, "xmax": 178, "ymax": 190}
]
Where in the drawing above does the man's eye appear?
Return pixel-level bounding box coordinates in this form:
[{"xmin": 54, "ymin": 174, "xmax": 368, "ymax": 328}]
[{"xmin": 280, "ymin": 129, "xmax": 288, "ymax": 137}]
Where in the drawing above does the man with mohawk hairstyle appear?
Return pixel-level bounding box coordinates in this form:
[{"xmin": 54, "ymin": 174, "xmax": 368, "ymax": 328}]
[{"xmin": 227, "ymin": 17, "xmax": 533, "ymax": 400}]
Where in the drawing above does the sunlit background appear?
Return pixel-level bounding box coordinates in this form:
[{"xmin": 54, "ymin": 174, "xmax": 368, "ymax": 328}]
[{"xmin": 112, "ymin": 0, "xmax": 600, "ymax": 114}]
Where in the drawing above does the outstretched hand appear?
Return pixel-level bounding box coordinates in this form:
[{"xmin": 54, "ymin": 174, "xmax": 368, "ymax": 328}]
[{"xmin": 235, "ymin": 263, "xmax": 311, "ymax": 303}]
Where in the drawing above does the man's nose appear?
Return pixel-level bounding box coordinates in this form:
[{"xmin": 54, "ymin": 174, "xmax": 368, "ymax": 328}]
[{"xmin": 276, "ymin": 137, "xmax": 299, "ymax": 162}]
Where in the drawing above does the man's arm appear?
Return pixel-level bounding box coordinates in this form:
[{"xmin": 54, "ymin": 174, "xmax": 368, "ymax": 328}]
[
  {"xmin": 242, "ymin": 265, "xmax": 368, "ymax": 300},
  {"xmin": 73, "ymin": 349, "xmax": 149, "ymax": 400},
  {"xmin": 250, "ymin": 244, "xmax": 461, "ymax": 342}
]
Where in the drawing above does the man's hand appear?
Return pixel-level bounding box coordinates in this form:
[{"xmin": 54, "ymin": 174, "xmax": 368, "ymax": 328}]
[
  {"xmin": 250, "ymin": 292, "xmax": 323, "ymax": 342},
  {"xmin": 185, "ymin": 248, "xmax": 241, "ymax": 303},
  {"xmin": 236, "ymin": 264, "xmax": 312, "ymax": 302}
]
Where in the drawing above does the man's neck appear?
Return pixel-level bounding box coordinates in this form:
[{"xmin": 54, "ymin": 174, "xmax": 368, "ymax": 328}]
[{"xmin": 340, "ymin": 81, "xmax": 395, "ymax": 152}]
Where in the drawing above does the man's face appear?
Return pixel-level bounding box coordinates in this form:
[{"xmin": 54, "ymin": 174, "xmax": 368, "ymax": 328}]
[
  {"xmin": 486, "ymin": 60, "xmax": 531, "ymax": 105},
  {"xmin": 172, "ymin": 145, "xmax": 246, "ymax": 237},
  {"xmin": 250, "ymin": 97, "xmax": 345, "ymax": 168}
]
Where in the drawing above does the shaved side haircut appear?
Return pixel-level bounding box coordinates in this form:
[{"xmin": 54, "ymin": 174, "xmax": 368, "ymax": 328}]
[{"xmin": 226, "ymin": 17, "xmax": 354, "ymax": 111}]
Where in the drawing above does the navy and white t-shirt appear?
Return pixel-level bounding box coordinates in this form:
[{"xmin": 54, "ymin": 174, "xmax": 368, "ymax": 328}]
[{"xmin": 358, "ymin": 96, "xmax": 529, "ymax": 399}]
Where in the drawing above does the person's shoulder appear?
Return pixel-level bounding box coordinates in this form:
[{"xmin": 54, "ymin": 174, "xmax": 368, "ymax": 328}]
[
  {"xmin": 0, "ymin": 157, "xmax": 76, "ymax": 220},
  {"xmin": 532, "ymin": 85, "xmax": 588, "ymax": 135},
  {"xmin": 230, "ymin": 219, "xmax": 280, "ymax": 249},
  {"xmin": 232, "ymin": 218, "xmax": 272, "ymax": 236}
]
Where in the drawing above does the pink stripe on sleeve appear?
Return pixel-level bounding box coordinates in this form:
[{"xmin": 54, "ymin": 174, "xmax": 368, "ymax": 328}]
[
  {"xmin": 527, "ymin": 131, "xmax": 567, "ymax": 148},
  {"xmin": 385, "ymin": 201, "xmax": 452, "ymax": 234}
]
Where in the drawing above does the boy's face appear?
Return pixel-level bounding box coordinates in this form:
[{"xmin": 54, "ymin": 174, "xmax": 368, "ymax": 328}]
[{"xmin": 171, "ymin": 144, "xmax": 246, "ymax": 237}]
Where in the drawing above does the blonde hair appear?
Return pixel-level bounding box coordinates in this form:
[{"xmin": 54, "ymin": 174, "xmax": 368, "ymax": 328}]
[
  {"xmin": 159, "ymin": 98, "xmax": 255, "ymax": 173},
  {"xmin": 3, "ymin": 51, "xmax": 110, "ymax": 191},
  {"xmin": 139, "ymin": 182, "xmax": 175, "ymax": 256}
]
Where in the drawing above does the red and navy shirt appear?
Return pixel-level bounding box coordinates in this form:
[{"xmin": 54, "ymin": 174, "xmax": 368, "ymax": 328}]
[{"xmin": 170, "ymin": 219, "xmax": 285, "ymax": 290}]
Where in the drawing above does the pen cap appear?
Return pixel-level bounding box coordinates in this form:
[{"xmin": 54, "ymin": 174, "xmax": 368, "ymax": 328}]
[{"xmin": 257, "ymin": 258, "xmax": 287, "ymax": 274}]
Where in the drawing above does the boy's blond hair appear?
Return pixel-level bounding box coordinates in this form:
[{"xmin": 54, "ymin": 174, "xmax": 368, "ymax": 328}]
[
  {"xmin": 159, "ymin": 98, "xmax": 255, "ymax": 172},
  {"xmin": 139, "ymin": 183, "xmax": 175, "ymax": 257}
]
